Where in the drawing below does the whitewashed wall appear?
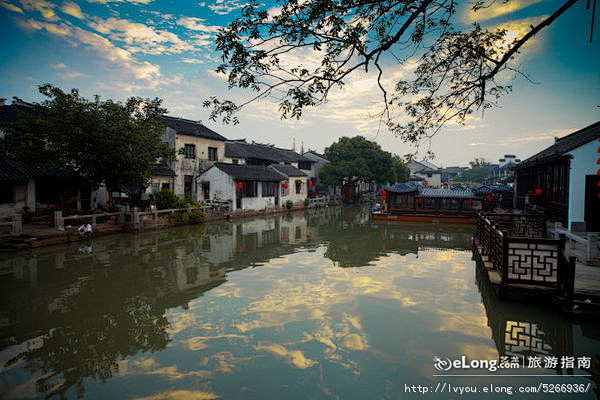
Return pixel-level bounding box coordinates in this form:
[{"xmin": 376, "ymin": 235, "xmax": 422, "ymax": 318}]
[
  {"xmin": 566, "ymin": 139, "xmax": 598, "ymax": 230},
  {"xmin": 196, "ymin": 167, "xmax": 235, "ymax": 204}
]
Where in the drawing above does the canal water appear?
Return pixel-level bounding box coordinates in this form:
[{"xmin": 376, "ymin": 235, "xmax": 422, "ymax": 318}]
[{"xmin": 0, "ymin": 206, "xmax": 598, "ymax": 399}]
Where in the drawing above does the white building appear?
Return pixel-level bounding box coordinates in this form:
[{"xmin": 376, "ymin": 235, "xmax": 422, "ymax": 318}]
[
  {"xmin": 514, "ymin": 121, "xmax": 600, "ymax": 232},
  {"xmin": 149, "ymin": 116, "xmax": 228, "ymax": 200},
  {"xmin": 407, "ymin": 160, "xmax": 442, "ymax": 188}
]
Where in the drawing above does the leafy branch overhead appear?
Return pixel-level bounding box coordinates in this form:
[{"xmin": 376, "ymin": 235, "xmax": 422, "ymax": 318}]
[{"xmin": 206, "ymin": 0, "xmax": 582, "ymax": 143}]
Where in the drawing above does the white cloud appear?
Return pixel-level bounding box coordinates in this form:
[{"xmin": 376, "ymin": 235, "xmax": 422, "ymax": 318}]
[
  {"xmin": 88, "ymin": 17, "xmax": 198, "ymax": 55},
  {"xmin": 59, "ymin": 70, "xmax": 89, "ymax": 79},
  {"xmin": 0, "ymin": 1, "xmax": 24, "ymax": 13},
  {"xmin": 206, "ymin": 0, "xmax": 246, "ymax": 15},
  {"xmin": 177, "ymin": 16, "xmax": 220, "ymax": 33},
  {"xmin": 87, "ymin": 0, "xmax": 153, "ymax": 4},
  {"xmin": 19, "ymin": 0, "xmax": 58, "ymax": 21},
  {"xmin": 182, "ymin": 58, "xmax": 204, "ymax": 64},
  {"xmin": 61, "ymin": 1, "xmax": 84, "ymax": 19},
  {"xmin": 51, "ymin": 62, "xmax": 67, "ymax": 68},
  {"xmin": 466, "ymin": 0, "xmax": 543, "ymax": 23}
]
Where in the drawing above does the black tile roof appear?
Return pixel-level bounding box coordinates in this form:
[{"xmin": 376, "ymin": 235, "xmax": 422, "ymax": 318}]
[
  {"xmin": 225, "ymin": 141, "xmax": 313, "ymax": 163},
  {"xmin": 160, "ymin": 115, "xmax": 227, "ymax": 141},
  {"xmin": 152, "ymin": 166, "xmax": 176, "ymax": 177},
  {"xmin": 213, "ymin": 162, "xmax": 285, "ymax": 181},
  {"xmin": 0, "ymin": 151, "xmax": 29, "ymax": 183},
  {"xmin": 417, "ymin": 189, "xmax": 475, "ymax": 199},
  {"xmin": 269, "ymin": 164, "xmax": 307, "ymax": 177},
  {"xmin": 385, "ymin": 183, "xmax": 418, "ymax": 193},
  {"xmin": 515, "ymin": 121, "xmax": 600, "ymax": 169}
]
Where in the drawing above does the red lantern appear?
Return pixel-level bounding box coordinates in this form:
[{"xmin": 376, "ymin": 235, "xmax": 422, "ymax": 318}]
[
  {"xmin": 237, "ymin": 182, "xmax": 243, "ymax": 190},
  {"xmin": 486, "ymin": 194, "xmax": 492, "ymax": 201},
  {"xmin": 284, "ymin": 182, "xmax": 288, "ymax": 189},
  {"xmin": 418, "ymin": 197, "xmax": 423, "ymax": 204},
  {"xmin": 423, "ymin": 181, "xmax": 428, "ymax": 186},
  {"xmin": 534, "ymin": 188, "xmax": 542, "ymax": 195},
  {"xmin": 308, "ymin": 180, "xmax": 313, "ymax": 187},
  {"xmin": 468, "ymin": 198, "xmax": 473, "ymax": 206},
  {"xmin": 382, "ymin": 189, "xmax": 387, "ymax": 196}
]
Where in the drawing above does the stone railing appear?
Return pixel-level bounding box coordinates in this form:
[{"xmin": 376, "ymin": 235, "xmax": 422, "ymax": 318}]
[{"xmin": 0, "ymin": 215, "xmax": 23, "ymax": 236}]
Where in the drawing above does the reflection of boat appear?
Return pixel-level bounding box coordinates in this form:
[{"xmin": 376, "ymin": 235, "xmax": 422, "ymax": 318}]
[{"xmin": 372, "ymin": 184, "xmax": 482, "ymax": 224}]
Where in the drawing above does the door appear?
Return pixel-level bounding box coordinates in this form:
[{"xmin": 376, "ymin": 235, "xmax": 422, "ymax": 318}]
[
  {"xmin": 584, "ymin": 175, "xmax": 600, "ymax": 231},
  {"xmin": 184, "ymin": 175, "xmax": 193, "ymax": 199},
  {"xmin": 201, "ymin": 182, "xmax": 210, "ymax": 200}
]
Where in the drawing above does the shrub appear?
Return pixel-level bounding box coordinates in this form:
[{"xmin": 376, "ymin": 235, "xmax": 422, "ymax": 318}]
[
  {"xmin": 285, "ymin": 200, "xmax": 293, "ymax": 210},
  {"xmin": 304, "ymin": 198, "xmax": 310, "ymax": 207},
  {"xmin": 168, "ymin": 211, "xmax": 189, "ymax": 225},
  {"xmin": 188, "ymin": 209, "xmax": 206, "ymax": 224},
  {"xmin": 156, "ymin": 189, "xmax": 186, "ymax": 210}
]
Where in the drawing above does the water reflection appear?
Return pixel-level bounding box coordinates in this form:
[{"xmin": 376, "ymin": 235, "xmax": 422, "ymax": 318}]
[{"xmin": 0, "ymin": 206, "xmax": 598, "ymax": 399}]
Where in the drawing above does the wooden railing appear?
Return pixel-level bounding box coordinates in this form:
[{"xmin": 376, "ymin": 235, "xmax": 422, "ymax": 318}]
[
  {"xmin": 475, "ymin": 212, "xmax": 576, "ymax": 300},
  {"xmin": 485, "ymin": 213, "xmax": 546, "ymax": 238}
]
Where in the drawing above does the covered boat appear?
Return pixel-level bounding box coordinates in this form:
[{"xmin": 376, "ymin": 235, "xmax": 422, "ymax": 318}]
[{"xmin": 372, "ymin": 184, "xmax": 482, "ymax": 223}]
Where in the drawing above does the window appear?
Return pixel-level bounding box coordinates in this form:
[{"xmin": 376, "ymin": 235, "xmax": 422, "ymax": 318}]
[
  {"xmin": 208, "ymin": 147, "xmax": 218, "ymax": 161},
  {"xmin": 161, "ymin": 182, "xmax": 170, "ymax": 190},
  {"xmin": 151, "ymin": 183, "xmax": 160, "ymax": 194},
  {"xmin": 427, "ymin": 173, "xmax": 432, "ymax": 178},
  {"xmin": 295, "ymin": 180, "xmax": 302, "ymax": 194},
  {"xmin": 232, "ymin": 159, "xmax": 239, "ymax": 165},
  {"xmin": 298, "ymin": 161, "xmax": 312, "ymax": 170},
  {"xmin": 184, "ymin": 144, "xmax": 196, "ymax": 159},
  {"xmin": 242, "ymin": 181, "xmax": 257, "ymax": 197},
  {"xmin": 262, "ymin": 182, "xmax": 276, "ymax": 197}
]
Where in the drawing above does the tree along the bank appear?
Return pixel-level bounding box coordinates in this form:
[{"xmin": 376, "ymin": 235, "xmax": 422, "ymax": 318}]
[
  {"xmin": 455, "ymin": 158, "xmax": 491, "ymax": 183},
  {"xmin": 318, "ymin": 136, "xmax": 396, "ymax": 186},
  {"xmin": 205, "ymin": 0, "xmax": 587, "ymax": 145},
  {"xmin": 6, "ymin": 85, "xmax": 175, "ymax": 196},
  {"xmin": 392, "ymin": 155, "xmax": 411, "ymax": 183}
]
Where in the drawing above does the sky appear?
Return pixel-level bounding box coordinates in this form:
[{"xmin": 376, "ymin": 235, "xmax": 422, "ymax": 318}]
[{"xmin": 0, "ymin": 0, "xmax": 599, "ymax": 167}]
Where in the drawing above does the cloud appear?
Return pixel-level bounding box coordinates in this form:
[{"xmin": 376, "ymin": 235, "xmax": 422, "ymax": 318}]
[
  {"xmin": 87, "ymin": 0, "xmax": 153, "ymax": 4},
  {"xmin": 181, "ymin": 58, "xmax": 204, "ymax": 64},
  {"xmin": 88, "ymin": 17, "xmax": 202, "ymax": 55},
  {"xmin": 177, "ymin": 16, "xmax": 220, "ymax": 33},
  {"xmin": 61, "ymin": 1, "xmax": 84, "ymax": 19},
  {"xmin": 253, "ymin": 344, "xmax": 318, "ymax": 369},
  {"xmin": 468, "ymin": 142, "xmax": 486, "ymax": 147},
  {"xmin": 19, "ymin": 0, "xmax": 58, "ymax": 21},
  {"xmin": 0, "ymin": 1, "xmax": 24, "ymax": 13},
  {"xmin": 133, "ymin": 390, "xmax": 218, "ymax": 400},
  {"xmin": 51, "ymin": 62, "xmax": 67, "ymax": 68},
  {"xmin": 206, "ymin": 0, "xmax": 246, "ymax": 15},
  {"xmin": 58, "ymin": 70, "xmax": 89, "ymax": 79},
  {"xmin": 17, "ymin": 18, "xmax": 162, "ymax": 82},
  {"xmin": 466, "ymin": 0, "xmax": 543, "ymax": 23}
]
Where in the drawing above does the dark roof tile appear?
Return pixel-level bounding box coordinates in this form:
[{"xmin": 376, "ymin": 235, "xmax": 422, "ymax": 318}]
[
  {"xmin": 160, "ymin": 115, "xmax": 227, "ymax": 141},
  {"xmin": 269, "ymin": 164, "xmax": 307, "ymax": 177},
  {"xmin": 212, "ymin": 162, "xmax": 285, "ymax": 181}
]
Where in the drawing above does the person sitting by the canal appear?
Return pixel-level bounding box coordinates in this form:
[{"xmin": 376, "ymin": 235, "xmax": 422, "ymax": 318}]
[{"xmin": 78, "ymin": 223, "xmax": 93, "ymax": 238}]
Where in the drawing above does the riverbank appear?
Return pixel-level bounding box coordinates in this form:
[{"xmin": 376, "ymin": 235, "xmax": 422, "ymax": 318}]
[{"xmin": 0, "ymin": 203, "xmax": 341, "ymax": 251}]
